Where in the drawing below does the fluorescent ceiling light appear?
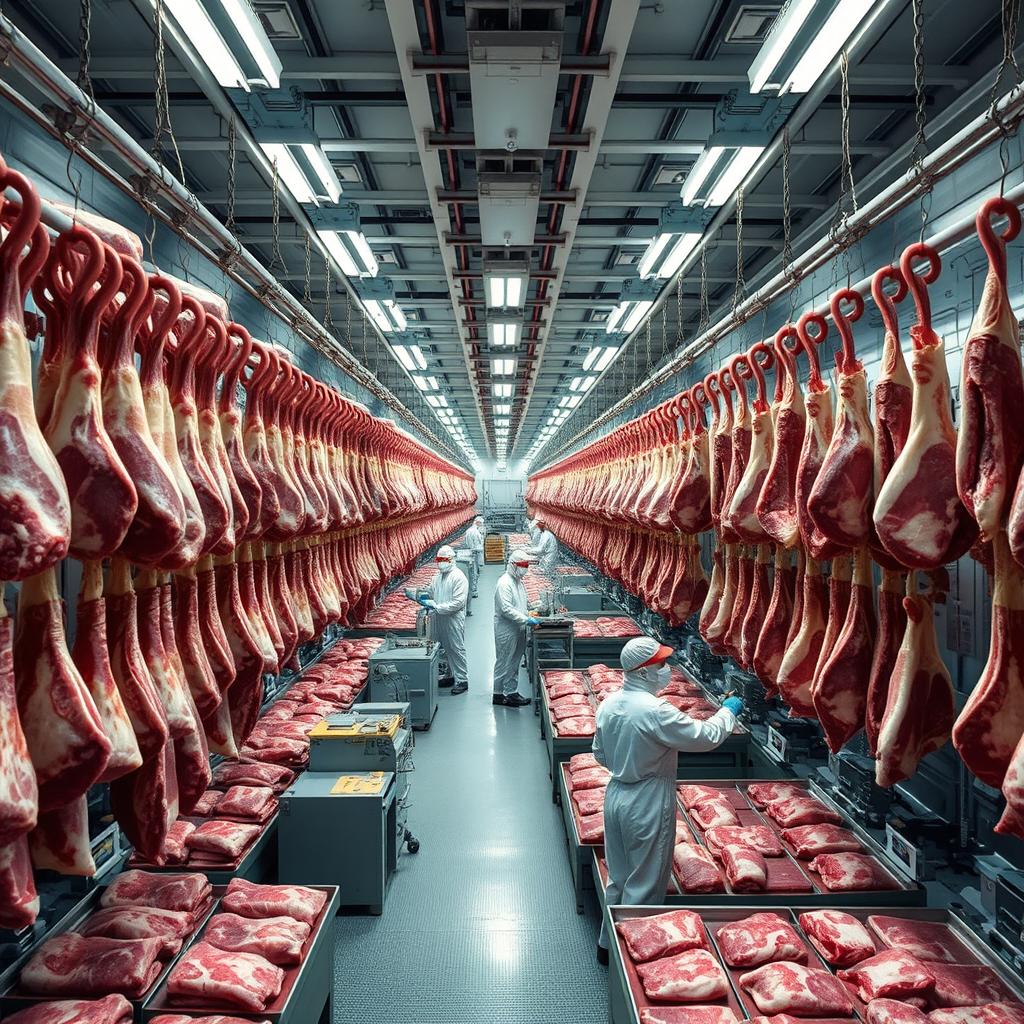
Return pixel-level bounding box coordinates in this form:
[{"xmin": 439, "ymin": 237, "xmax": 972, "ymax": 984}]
[
  {"xmin": 317, "ymin": 230, "xmax": 359, "ymax": 277},
  {"xmin": 658, "ymin": 233, "xmax": 703, "ymax": 279},
  {"xmin": 488, "ymin": 322, "xmax": 520, "ymax": 347},
  {"xmin": 622, "ymin": 299, "xmax": 654, "ymax": 335},
  {"xmin": 413, "ymin": 375, "xmax": 438, "ymax": 391},
  {"xmin": 593, "ymin": 346, "xmax": 619, "ymax": 371},
  {"xmin": 384, "ymin": 300, "xmax": 407, "ymax": 332},
  {"xmin": 164, "ymin": 0, "xmax": 249, "ymax": 91},
  {"xmin": 366, "ymin": 299, "xmax": 407, "ymax": 333},
  {"xmin": 681, "ymin": 146, "xmax": 764, "ymax": 208},
  {"xmin": 786, "ymin": 0, "xmax": 876, "ymax": 92},
  {"xmin": 218, "ymin": 0, "xmax": 282, "ymax": 87},
  {"xmin": 491, "ymin": 358, "xmax": 516, "ymax": 375},
  {"xmin": 392, "ymin": 344, "xmax": 426, "ymax": 370},
  {"xmin": 344, "ymin": 230, "xmax": 378, "ymax": 277},
  {"xmin": 680, "ymin": 146, "xmax": 724, "ymax": 206},
  {"xmin": 260, "ymin": 143, "xmax": 317, "ymax": 204},
  {"xmin": 299, "ymin": 144, "xmax": 342, "ymax": 203},
  {"xmin": 559, "ymin": 395, "xmax": 582, "ymax": 409},
  {"xmin": 748, "ymin": 0, "xmax": 816, "ymax": 92},
  {"xmin": 494, "ymin": 403, "xmax": 511, "ymax": 415},
  {"xmin": 707, "ymin": 147, "xmax": 764, "ymax": 207},
  {"xmin": 637, "ymin": 233, "xmax": 673, "ymax": 279},
  {"xmin": 570, "ymin": 375, "xmax": 596, "ymax": 392},
  {"xmin": 426, "ymin": 395, "xmax": 448, "ymax": 408},
  {"xmin": 494, "ymin": 383, "xmax": 513, "ymax": 398}
]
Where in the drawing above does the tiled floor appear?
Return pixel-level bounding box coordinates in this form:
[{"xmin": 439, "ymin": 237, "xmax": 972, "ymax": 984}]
[{"xmin": 333, "ymin": 564, "xmax": 608, "ymax": 1022}]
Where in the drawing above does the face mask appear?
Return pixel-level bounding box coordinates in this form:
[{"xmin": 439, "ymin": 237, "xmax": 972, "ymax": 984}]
[
  {"xmin": 648, "ymin": 663, "xmax": 671, "ymax": 688},
  {"xmin": 512, "ymin": 564, "xmax": 527, "ymax": 579},
  {"xmin": 438, "ymin": 561, "xmax": 453, "ymax": 574}
]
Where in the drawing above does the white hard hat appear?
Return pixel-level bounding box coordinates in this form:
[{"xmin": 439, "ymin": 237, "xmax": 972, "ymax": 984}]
[
  {"xmin": 509, "ymin": 548, "xmax": 531, "ymax": 568},
  {"xmin": 620, "ymin": 636, "xmax": 674, "ymax": 672},
  {"xmin": 437, "ymin": 545, "xmax": 455, "ymax": 561}
]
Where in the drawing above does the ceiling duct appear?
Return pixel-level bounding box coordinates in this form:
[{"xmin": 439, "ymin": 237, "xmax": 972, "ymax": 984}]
[{"xmin": 477, "ymin": 169, "xmax": 542, "ymax": 246}]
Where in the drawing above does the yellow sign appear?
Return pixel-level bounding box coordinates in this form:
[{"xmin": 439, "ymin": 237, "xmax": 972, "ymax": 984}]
[
  {"xmin": 329, "ymin": 773, "xmax": 387, "ymax": 795},
  {"xmin": 310, "ymin": 715, "xmax": 400, "ymax": 741}
]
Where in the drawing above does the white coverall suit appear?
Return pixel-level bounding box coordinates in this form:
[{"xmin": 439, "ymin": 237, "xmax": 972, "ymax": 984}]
[
  {"xmin": 464, "ymin": 524, "xmax": 484, "ymax": 586},
  {"xmin": 492, "ymin": 562, "xmax": 531, "ymax": 697},
  {"xmin": 530, "ymin": 528, "xmax": 559, "ymax": 575},
  {"xmin": 594, "ymin": 673, "xmax": 736, "ymax": 949},
  {"xmin": 427, "ymin": 565, "xmax": 469, "ymax": 689}
]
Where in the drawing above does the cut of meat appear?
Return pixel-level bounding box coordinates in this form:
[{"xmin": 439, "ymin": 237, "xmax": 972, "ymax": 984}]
[
  {"xmin": 573, "ymin": 787, "xmax": 606, "ymax": 817},
  {"xmin": 151, "ymin": 1017, "xmax": 270, "ymax": 1024},
  {"xmin": 673, "ymin": 843, "xmax": 725, "ymax": 893},
  {"xmin": 204, "ymin": 912, "xmax": 311, "ymax": 966},
  {"xmin": 925, "ymin": 965, "xmax": 1015, "ymax": 1009},
  {"xmin": 867, "ymin": 916, "xmax": 967, "ymax": 964},
  {"xmin": 109, "ymin": 740, "xmax": 177, "ymax": 862},
  {"xmin": 956, "ymin": 198, "xmax": 1024, "ymax": 543},
  {"xmin": 615, "ymin": 909, "xmax": 708, "ymax": 963},
  {"xmin": 0, "ymin": 603, "xmax": 37, "ymax": 841},
  {"xmin": 21, "ymin": 933, "xmax": 164, "ymax": 998},
  {"xmin": 867, "ymin": 999, "xmax": 931, "ymax": 1024},
  {"xmin": 741, "ymin": 545, "xmax": 774, "ymax": 669},
  {"xmin": 837, "ymin": 949, "xmax": 936, "ymax": 1000},
  {"xmin": 704, "ymin": 825, "xmax": 784, "ymax": 859},
  {"xmin": 570, "ymin": 767, "xmax": 611, "ymax": 792},
  {"xmin": 101, "ymin": 870, "xmax": 212, "ymax": 914},
  {"xmin": 220, "ymin": 879, "xmax": 327, "ymax": 925},
  {"xmin": 929, "ymin": 1005, "xmax": 1024, "ymax": 1024},
  {"xmin": 635, "ymin": 948, "xmax": 730, "ymax": 1003},
  {"xmin": 166, "ymin": 942, "xmax": 284, "ymax": 1012},
  {"xmin": 29, "ymin": 799, "xmax": 95, "ymax": 876},
  {"xmin": 640, "ymin": 1008, "xmax": 740, "ymax": 1024},
  {"xmin": 783, "ymin": 825, "xmax": 862, "ymax": 859},
  {"xmin": 216, "ymin": 785, "xmax": 277, "ymax": 823},
  {"xmin": 866, "ymin": 570, "xmax": 909, "ymax": 756},
  {"xmin": 810, "ymin": 853, "xmax": 898, "ymax": 892},
  {"xmin": 679, "ymin": 784, "xmax": 727, "ymax": 809},
  {"xmin": 577, "ymin": 811, "xmax": 604, "ymax": 843},
  {"xmin": 813, "ymin": 547, "xmax": 877, "ymax": 752},
  {"xmin": 747, "ymin": 782, "xmax": 806, "ymax": 808},
  {"xmin": 763, "ymin": 797, "xmax": 842, "ymax": 829},
  {"xmin": 80, "ymin": 905, "xmax": 195, "ymax": 958},
  {"xmin": 797, "ymin": 910, "xmax": 876, "ymax": 967},
  {"xmin": 1, "ymin": 995, "xmax": 134, "ymax": 1023},
  {"xmin": 952, "ymin": 533, "xmax": 1024, "ymax": 788},
  {"xmin": 739, "ymin": 961, "xmax": 855, "ymax": 1016},
  {"xmin": 721, "ymin": 844, "xmax": 767, "ymax": 891},
  {"xmin": 777, "ymin": 555, "xmax": 829, "ymax": 718},
  {"xmin": 185, "ymin": 820, "xmax": 261, "ymax": 861},
  {"xmin": 555, "ymin": 716, "xmax": 596, "ymax": 738},
  {"xmin": 213, "ymin": 761, "xmax": 294, "ymax": 789},
  {"xmin": 873, "ymin": 243, "xmax": 978, "ymax": 569},
  {"xmin": 753, "ymin": 546, "xmax": 795, "ymax": 694},
  {"xmin": 0, "ymin": 835, "xmax": 39, "ymax": 929},
  {"xmin": 875, "ymin": 573, "xmax": 955, "ymax": 788},
  {"xmin": 716, "ymin": 913, "xmax": 806, "ymax": 968},
  {"xmin": 156, "ymin": 819, "xmax": 197, "ymax": 865},
  {"xmin": 690, "ymin": 799, "xmax": 740, "ymax": 830}
]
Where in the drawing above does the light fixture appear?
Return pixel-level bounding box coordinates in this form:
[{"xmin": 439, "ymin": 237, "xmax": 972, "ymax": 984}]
[
  {"xmin": 749, "ymin": 0, "xmax": 879, "ymax": 95},
  {"xmin": 494, "ymin": 403, "xmax": 511, "ymax": 415},
  {"xmin": 494, "ymin": 383, "xmax": 513, "ymax": 398},
  {"xmin": 559, "ymin": 395, "xmax": 582, "ymax": 409},
  {"xmin": 392, "ymin": 344, "xmax": 427, "ymax": 371},
  {"xmin": 491, "ymin": 358, "xmax": 516, "ymax": 375},
  {"xmin": 488, "ymin": 322, "xmax": 520, "ymax": 347},
  {"xmin": 681, "ymin": 146, "xmax": 764, "ymax": 207},
  {"xmin": 636, "ymin": 234, "xmax": 673, "ymax": 279},
  {"xmin": 299, "ymin": 144, "xmax": 343, "ymax": 203},
  {"xmin": 258, "ymin": 143, "xmax": 341, "ymax": 206},
  {"xmin": 583, "ymin": 346, "xmax": 617, "ymax": 371},
  {"xmin": 365, "ymin": 299, "xmax": 407, "ymax": 333},
  {"xmin": 637, "ymin": 204, "xmax": 712, "ymax": 279},
  {"xmin": 413, "ymin": 375, "xmax": 438, "ymax": 391},
  {"xmin": 259, "ymin": 143, "xmax": 317, "ymax": 204},
  {"xmin": 570, "ymin": 375, "xmax": 596, "ymax": 392},
  {"xmin": 317, "ymin": 230, "xmax": 359, "ymax": 277},
  {"xmin": 426, "ymin": 395, "xmax": 448, "ymax": 408}
]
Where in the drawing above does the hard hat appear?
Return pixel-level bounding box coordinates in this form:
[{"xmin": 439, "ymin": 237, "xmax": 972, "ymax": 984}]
[
  {"xmin": 437, "ymin": 545, "xmax": 455, "ymax": 562},
  {"xmin": 509, "ymin": 547, "xmax": 531, "ymax": 568},
  {"xmin": 620, "ymin": 636, "xmax": 674, "ymax": 672}
]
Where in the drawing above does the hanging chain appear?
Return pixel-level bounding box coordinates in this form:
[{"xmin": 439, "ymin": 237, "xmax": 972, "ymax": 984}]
[
  {"xmin": 269, "ymin": 158, "xmax": 284, "ymax": 271},
  {"xmin": 839, "ymin": 50, "xmax": 860, "ymax": 219},
  {"xmin": 77, "ymin": 0, "xmax": 94, "ymax": 104},
  {"xmin": 322, "ymin": 253, "xmax": 333, "ymax": 326},
  {"xmin": 675, "ymin": 275, "xmax": 684, "ymax": 344},
  {"xmin": 699, "ymin": 247, "xmax": 710, "ymax": 332},
  {"xmin": 644, "ymin": 317, "xmax": 652, "ymax": 372},
  {"xmin": 660, "ymin": 305, "xmax": 668, "ymax": 361},
  {"xmin": 988, "ymin": 0, "xmax": 1024, "ymax": 194},
  {"xmin": 225, "ymin": 115, "xmax": 238, "ymax": 238},
  {"xmin": 151, "ymin": 0, "xmax": 186, "ymax": 184},
  {"xmin": 302, "ymin": 234, "xmax": 312, "ymax": 303},
  {"xmin": 911, "ymin": 0, "xmax": 932, "ymax": 238},
  {"xmin": 732, "ymin": 187, "xmax": 745, "ymax": 316},
  {"xmin": 344, "ymin": 289, "xmax": 353, "ymax": 349},
  {"xmin": 782, "ymin": 125, "xmax": 794, "ymax": 276}
]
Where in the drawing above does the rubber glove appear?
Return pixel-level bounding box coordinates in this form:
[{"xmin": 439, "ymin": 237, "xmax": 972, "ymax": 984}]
[
  {"xmin": 527, "ymin": 616, "xmax": 540, "ymax": 626},
  {"xmin": 404, "ymin": 588, "xmax": 416, "ymax": 601},
  {"xmin": 722, "ymin": 696, "xmax": 744, "ymax": 716}
]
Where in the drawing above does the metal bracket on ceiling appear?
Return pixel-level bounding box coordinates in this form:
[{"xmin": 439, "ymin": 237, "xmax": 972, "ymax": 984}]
[
  {"xmin": 713, "ymin": 88, "xmax": 800, "ymax": 138},
  {"xmin": 230, "ymin": 86, "xmax": 313, "ymax": 136},
  {"xmin": 304, "ymin": 202, "xmax": 362, "ymax": 231}
]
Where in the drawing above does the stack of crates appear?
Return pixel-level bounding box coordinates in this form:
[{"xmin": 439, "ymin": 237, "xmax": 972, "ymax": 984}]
[{"xmin": 484, "ymin": 533, "xmax": 506, "ymax": 564}]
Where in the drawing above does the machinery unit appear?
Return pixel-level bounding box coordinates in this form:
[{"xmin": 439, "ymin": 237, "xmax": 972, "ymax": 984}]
[
  {"xmin": 278, "ymin": 771, "xmax": 398, "ymax": 915},
  {"xmin": 455, "ymin": 548, "xmax": 478, "ymax": 608},
  {"xmin": 368, "ymin": 637, "xmax": 440, "ymax": 730},
  {"xmin": 308, "ymin": 703, "xmax": 413, "ymax": 775},
  {"xmin": 559, "ymin": 585, "xmax": 605, "ymax": 612}
]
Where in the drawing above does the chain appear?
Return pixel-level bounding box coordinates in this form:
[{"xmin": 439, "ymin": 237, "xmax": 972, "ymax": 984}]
[
  {"xmin": 676, "ymin": 275, "xmax": 683, "ymax": 343},
  {"xmin": 269, "ymin": 158, "xmax": 284, "ymax": 271},
  {"xmin": 345, "ymin": 289, "xmax": 353, "ymax": 349},
  {"xmin": 302, "ymin": 234, "xmax": 312, "ymax": 303},
  {"xmin": 733, "ymin": 187, "xmax": 745, "ymax": 316},
  {"xmin": 988, "ymin": 0, "xmax": 1024, "ymax": 194},
  {"xmin": 225, "ymin": 115, "xmax": 238, "ymax": 237},
  {"xmin": 76, "ymin": 0, "xmax": 94, "ymax": 104},
  {"xmin": 782, "ymin": 125, "xmax": 794, "ymax": 276},
  {"xmin": 840, "ymin": 50, "xmax": 860, "ymax": 223},
  {"xmin": 911, "ymin": 0, "xmax": 932, "ymax": 238},
  {"xmin": 660, "ymin": 305, "xmax": 668, "ymax": 361},
  {"xmin": 644, "ymin": 317, "xmax": 652, "ymax": 372},
  {"xmin": 699, "ymin": 247, "xmax": 710, "ymax": 332},
  {"xmin": 151, "ymin": 0, "xmax": 186, "ymax": 183},
  {"xmin": 322, "ymin": 253, "xmax": 333, "ymax": 326}
]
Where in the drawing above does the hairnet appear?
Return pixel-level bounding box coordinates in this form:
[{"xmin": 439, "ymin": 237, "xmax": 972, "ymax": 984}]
[
  {"xmin": 437, "ymin": 545, "xmax": 455, "ymax": 561},
  {"xmin": 620, "ymin": 636, "xmax": 673, "ymax": 672}
]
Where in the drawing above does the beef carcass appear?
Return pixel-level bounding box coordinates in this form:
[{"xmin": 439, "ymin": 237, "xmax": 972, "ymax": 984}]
[
  {"xmin": 813, "ymin": 547, "xmax": 877, "ymax": 751},
  {"xmin": 0, "ymin": 168, "xmax": 71, "ymax": 580},
  {"xmin": 1, "ymin": 995, "xmax": 133, "ymax": 1023},
  {"xmin": 704, "ymin": 545, "xmax": 739, "ymax": 654},
  {"xmin": 98, "ymin": 255, "xmax": 186, "ymax": 565},
  {"xmin": 673, "ymin": 842, "xmax": 725, "ymax": 893},
  {"xmin": 810, "ymin": 853, "xmax": 897, "ymax": 892},
  {"xmin": 109, "ymin": 739, "xmax": 178, "ymax": 862},
  {"xmin": 807, "ymin": 288, "xmax": 875, "ymax": 548},
  {"xmin": 757, "ymin": 325, "xmax": 806, "ymax": 547},
  {"xmin": 753, "ymin": 546, "xmax": 796, "ymax": 694},
  {"xmin": 707, "ymin": 370, "xmax": 735, "ymax": 534},
  {"xmin": 794, "ymin": 312, "xmax": 841, "ymax": 560},
  {"xmin": 220, "ymin": 878, "xmax": 327, "ymax": 924},
  {"xmin": 797, "ymin": 910, "xmax": 875, "ymax": 966},
  {"xmin": 720, "ymin": 356, "xmax": 754, "ymax": 542},
  {"xmin": 716, "ymin": 913, "xmax": 806, "ymax": 968},
  {"xmin": 170, "ymin": 564, "xmax": 221, "ymax": 721},
  {"xmin": 957, "ymin": 198, "xmax": 1024, "ymax": 543},
  {"xmin": 814, "ymin": 555, "xmax": 853, "ymax": 683},
  {"xmin": 166, "ymin": 942, "xmax": 284, "ymax": 1012},
  {"xmin": 874, "ymin": 243, "xmax": 978, "ymax": 568},
  {"xmin": 14, "ymin": 567, "xmax": 110, "ymax": 809},
  {"xmin": 837, "ymin": 950, "xmax": 936, "ymax": 1001},
  {"xmin": 615, "ymin": 908, "xmax": 708, "ymax": 963},
  {"xmin": 21, "ymin": 933, "xmax": 165, "ymax": 998},
  {"xmin": 865, "ymin": 569, "xmax": 909, "ymax": 755},
  {"xmin": 721, "ymin": 844, "xmax": 767, "ymax": 891},
  {"xmin": 173, "ymin": 689, "xmax": 211, "ymax": 816},
  {"xmin": 776, "ymin": 555, "xmax": 828, "ymax": 718},
  {"xmin": 740, "ymin": 544, "xmax": 773, "ymax": 670},
  {"xmin": 204, "ymin": 912, "xmax": 310, "ymax": 966},
  {"xmin": 0, "ymin": 834, "xmax": 39, "ymax": 928},
  {"xmin": 783, "ymin": 825, "xmax": 862, "ymax": 859},
  {"xmin": 635, "ymin": 948, "xmax": 730, "ymax": 1002},
  {"xmin": 0, "ymin": 595, "xmax": 37, "ymax": 841},
  {"xmin": 668, "ymin": 387, "xmax": 712, "ymax": 533},
  {"xmin": 867, "ymin": 916, "xmax": 967, "ymax": 964},
  {"xmin": 875, "ymin": 572, "xmax": 955, "ymax": 787},
  {"xmin": 42, "ymin": 231, "xmax": 137, "ymax": 558},
  {"xmin": 699, "ymin": 547, "xmax": 727, "ymax": 641},
  {"xmin": 81, "ymin": 905, "xmax": 195, "ymax": 959},
  {"xmin": 953, "ymin": 533, "xmax": 1024, "ymax": 787},
  {"xmin": 739, "ymin": 962, "xmax": 855, "ymax": 1017},
  {"xmin": 29, "ymin": 798, "xmax": 95, "ymax": 876}
]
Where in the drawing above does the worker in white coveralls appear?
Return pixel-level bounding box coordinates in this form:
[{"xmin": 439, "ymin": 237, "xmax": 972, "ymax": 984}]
[
  {"xmin": 529, "ymin": 518, "xmax": 559, "ymax": 575},
  {"xmin": 464, "ymin": 516, "xmax": 485, "ymax": 596},
  {"xmin": 406, "ymin": 546, "xmax": 470, "ymax": 696},
  {"xmin": 491, "ymin": 548, "xmax": 537, "ymax": 708},
  {"xmin": 593, "ymin": 636, "xmax": 743, "ymax": 965}
]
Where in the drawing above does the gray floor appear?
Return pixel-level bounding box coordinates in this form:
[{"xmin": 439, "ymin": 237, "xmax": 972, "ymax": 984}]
[{"xmin": 333, "ymin": 564, "xmax": 608, "ymax": 1023}]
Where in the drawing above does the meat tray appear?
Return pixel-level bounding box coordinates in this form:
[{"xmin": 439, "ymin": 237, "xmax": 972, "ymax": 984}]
[
  {"xmin": 142, "ymin": 884, "xmax": 340, "ymax": 1024},
  {"xmin": 670, "ymin": 779, "xmax": 924, "ymax": 906},
  {"xmin": 0, "ymin": 882, "xmax": 217, "ymax": 1022},
  {"xmin": 606, "ymin": 905, "xmax": 1024, "ymax": 1024}
]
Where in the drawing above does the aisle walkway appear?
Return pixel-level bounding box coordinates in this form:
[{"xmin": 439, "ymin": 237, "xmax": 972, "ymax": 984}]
[{"xmin": 332, "ymin": 563, "xmax": 608, "ymax": 1023}]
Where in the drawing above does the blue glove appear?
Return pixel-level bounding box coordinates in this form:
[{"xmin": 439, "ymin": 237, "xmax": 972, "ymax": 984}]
[
  {"xmin": 417, "ymin": 596, "xmax": 433, "ymax": 610},
  {"xmin": 722, "ymin": 696, "xmax": 744, "ymax": 716},
  {"xmin": 527, "ymin": 617, "xmax": 540, "ymax": 626}
]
